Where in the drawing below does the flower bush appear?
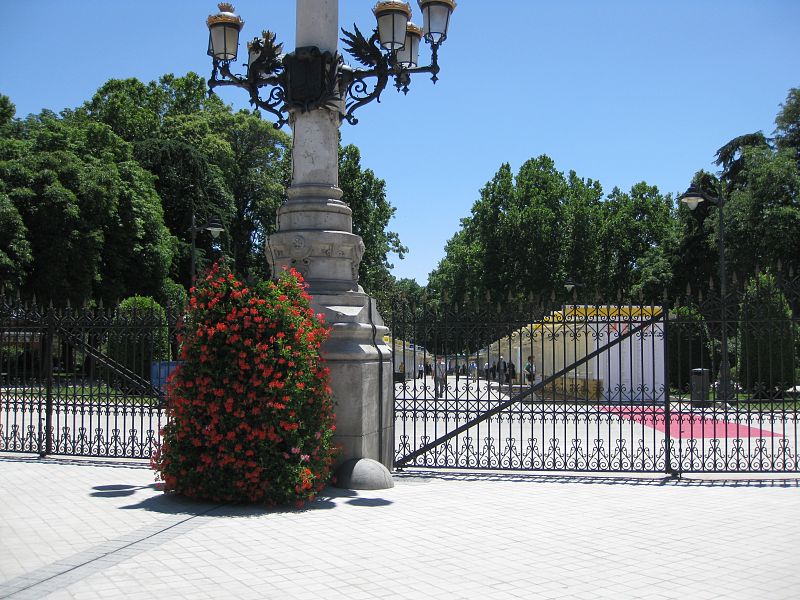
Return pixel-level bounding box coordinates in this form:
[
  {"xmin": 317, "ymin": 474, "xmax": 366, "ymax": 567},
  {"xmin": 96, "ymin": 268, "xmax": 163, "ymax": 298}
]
[{"xmin": 152, "ymin": 263, "xmax": 337, "ymax": 505}]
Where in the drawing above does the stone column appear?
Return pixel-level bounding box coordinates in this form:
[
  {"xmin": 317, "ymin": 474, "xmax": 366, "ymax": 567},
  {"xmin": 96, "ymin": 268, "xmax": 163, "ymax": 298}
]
[{"xmin": 267, "ymin": 0, "xmax": 394, "ymax": 488}]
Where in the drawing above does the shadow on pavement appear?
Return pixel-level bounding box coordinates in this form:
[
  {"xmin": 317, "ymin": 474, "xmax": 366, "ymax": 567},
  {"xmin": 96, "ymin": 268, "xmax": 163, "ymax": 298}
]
[
  {"xmin": 0, "ymin": 454, "xmax": 151, "ymax": 469},
  {"xmin": 394, "ymin": 469, "xmax": 800, "ymax": 488},
  {"xmin": 91, "ymin": 483, "xmax": 160, "ymax": 498},
  {"xmin": 99, "ymin": 483, "xmax": 391, "ymax": 516}
]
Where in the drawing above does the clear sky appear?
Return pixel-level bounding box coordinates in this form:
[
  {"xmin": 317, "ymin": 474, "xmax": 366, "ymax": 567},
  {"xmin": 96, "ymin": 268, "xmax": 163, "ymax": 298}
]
[{"xmin": 2, "ymin": 1, "xmax": 799, "ymax": 284}]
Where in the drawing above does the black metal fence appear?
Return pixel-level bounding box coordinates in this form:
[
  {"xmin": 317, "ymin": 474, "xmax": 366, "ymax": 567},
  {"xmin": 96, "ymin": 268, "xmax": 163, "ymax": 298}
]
[
  {"xmin": 388, "ymin": 273, "xmax": 800, "ymax": 474},
  {"xmin": 0, "ymin": 296, "xmax": 180, "ymax": 458},
  {"xmin": 4, "ymin": 270, "xmax": 799, "ymax": 475}
]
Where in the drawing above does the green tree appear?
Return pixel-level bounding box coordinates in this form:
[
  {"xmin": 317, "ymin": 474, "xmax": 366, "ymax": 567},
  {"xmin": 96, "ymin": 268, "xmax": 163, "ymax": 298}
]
[
  {"xmin": 722, "ymin": 147, "xmax": 800, "ymax": 276},
  {"xmin": 339, "ymin": 144, "xmax": 406, "ymax": 294},
  {"xmin": 737, "ymin": 272, "xmax": 796, "ymax": 397},
  {"xmin": 134, "ymin": 137, "xmax": 232, "ymax": 288},
  {"xmin": 715, "ymin": 132, "xmax": 770, "ymax": 187},
  {"xmin": 668, "ymin": 306, "xmax": 713, "ymax": 392},
  {"xmin": 0, "ymin": 192, "xmax": 32, "ymax": 292},
  {"xmin": 0, "ymin": 110, "xmax": 174, "ymax": 304},
  {"xmin": 223, "ymin": 110, "xmax": 290, "ymax": 280},
  {"xmin": 82, "ymin": 74, "xmax": 290, "ymax": 283},
  {"xmin": 775, "ymin": 87, "xmax": 800, "ymax": 162},
  {"xmin": 597, "ymin": 182, "xmax": 673, "ymax": 298},
  {"xmin": 429, "ymin": 157, "xmax": 672, "ymax": 308},
  {"xmin": 107, "ymin": 295, "xmax": 170, "ymax": 383}
]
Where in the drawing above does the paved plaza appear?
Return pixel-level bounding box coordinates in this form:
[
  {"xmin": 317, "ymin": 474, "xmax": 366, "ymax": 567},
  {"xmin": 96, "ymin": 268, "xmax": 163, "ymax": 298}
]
[{"xmin": 1, "ymin": 454, "xmax": 799, "ymax": 599}]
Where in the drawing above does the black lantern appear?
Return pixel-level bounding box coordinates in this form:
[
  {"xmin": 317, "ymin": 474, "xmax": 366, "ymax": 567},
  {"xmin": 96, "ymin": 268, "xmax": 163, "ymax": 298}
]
[
  {"xmin": 678, "ymin": 185, "xmax": 712, "ymax": 211},
  {"xmin": 418, "ymin": 0, "xmax": 456, "ymax": 44},
  {"xmin": 207, "ymin": 2, "xmax": 245, "ymax": 62},
  {"xmin": 373, "ymin": 1, "xmax": 412, "ymax": 51}
]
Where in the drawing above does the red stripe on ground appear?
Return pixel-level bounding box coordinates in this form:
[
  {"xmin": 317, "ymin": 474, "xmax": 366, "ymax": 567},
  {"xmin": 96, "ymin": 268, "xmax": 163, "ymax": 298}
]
[{"xmin": 597, "ymin": 405, "xmax": 780, "ymax": 438}]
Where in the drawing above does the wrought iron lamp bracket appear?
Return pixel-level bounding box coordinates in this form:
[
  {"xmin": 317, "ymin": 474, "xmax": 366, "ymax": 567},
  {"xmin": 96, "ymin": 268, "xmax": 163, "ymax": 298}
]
[
  {"xmin": 339, "ymin": 25, "xmax": 442, "ymax": 124},
  {"xmin": 208, "ymin": 25, "xmax": 443, "ymax": 129}
]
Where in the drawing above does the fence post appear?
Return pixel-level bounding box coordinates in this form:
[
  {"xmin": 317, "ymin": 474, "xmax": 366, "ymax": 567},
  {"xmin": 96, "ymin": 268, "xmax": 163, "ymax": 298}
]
[
  {"xmin": 662, "ymin": 299, "xmax": 676, "ymax": 477},
  {"xmin": 40, "ymin": 305, "xmax": 55, "ymax": 457}
]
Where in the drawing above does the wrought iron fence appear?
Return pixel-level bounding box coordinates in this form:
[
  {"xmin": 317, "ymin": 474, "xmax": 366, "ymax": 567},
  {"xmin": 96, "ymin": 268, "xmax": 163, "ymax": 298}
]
[
  {"xmin": 388, "ymin": 272, "xmax": 800, "ymax": 474},
  {"xmin": 0, "ymin": 295, "xmax": 181, "ymax": 458},
  {"xmin": 4, "ymin": 267, "xmax": 798, "ymax": 475}
]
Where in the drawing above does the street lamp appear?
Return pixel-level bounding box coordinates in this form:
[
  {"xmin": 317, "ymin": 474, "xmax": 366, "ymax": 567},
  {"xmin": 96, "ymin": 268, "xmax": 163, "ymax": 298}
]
[
  {"xmin": 564, "ymin": 278, "xmax": 579, "ymax": 294},
  {"xmin": 204, "ymin": 1, "xmax": 455, "ymax": 488},
  {"xmin": 206, "ymin": 1, "xmax": 456, "ymax": 127},
  {"xmin": 679, "ymin": 184, "xmax": 731, "ymax": 404},
  {"xmin": 190, "ymin": 214, "xmax": 226, "ymax": 282}
]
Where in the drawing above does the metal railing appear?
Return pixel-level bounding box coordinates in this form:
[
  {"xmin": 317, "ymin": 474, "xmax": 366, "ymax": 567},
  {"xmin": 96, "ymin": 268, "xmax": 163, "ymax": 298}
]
[
  {"xmin": 388, "ymin": 274, "xmax": 800, "ymax": 473},
  {"xmin": 1, "ymin": 296, "xmax": 181, "ymax": 459}
]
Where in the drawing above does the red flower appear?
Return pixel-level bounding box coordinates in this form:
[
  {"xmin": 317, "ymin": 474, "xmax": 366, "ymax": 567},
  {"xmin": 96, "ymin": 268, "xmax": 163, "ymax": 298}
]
[{"xmin": 152, "ymin": 262, "xmax": 336, "ymax": 506}]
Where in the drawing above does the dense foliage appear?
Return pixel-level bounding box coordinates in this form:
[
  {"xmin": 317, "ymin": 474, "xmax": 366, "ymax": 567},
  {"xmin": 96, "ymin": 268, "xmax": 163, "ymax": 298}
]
[
  {"xmin": 107, "ymin": 296, "xmax": 170, "ymax": 381},
  {"xmin": 667, "ymin": 306, "xmax": 713, "ymax": 392},
  {"xmin": 152, "ymin": 264, "xmax": 336, "ymax": 505},
  {"xmin": 0, "ymin": 73, "xmax": 404, "ymax": 303},
  {"xmin": 736, "ymin": 273, "xmax": 796, "ymax": 396},
  {"xmin": 427, "ymin": 157, "xmax": 674, "ymax": 305}
]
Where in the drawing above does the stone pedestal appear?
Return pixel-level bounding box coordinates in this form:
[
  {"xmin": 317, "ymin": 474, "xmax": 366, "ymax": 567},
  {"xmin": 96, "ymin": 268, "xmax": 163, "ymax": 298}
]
[{"xmin": 266, "ymin": 0, "xmax": 394, "ymax": 487}]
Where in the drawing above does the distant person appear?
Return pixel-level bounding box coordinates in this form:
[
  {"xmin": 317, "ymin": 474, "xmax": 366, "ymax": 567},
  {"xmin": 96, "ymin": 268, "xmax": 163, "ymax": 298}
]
[
  {"xmin": 525, "ymin": 356, "xmax": 536, "ymax": 384},
  {"xmin": 418, "ymin": 362, "xmax": 424, "ymax": 379},
  {"xmin": 434, "ymin": 357, "xmax": 447, "ymax": 399},
  {"xmin": 508, "ymin": 361, "xmax": 516, "ymax": 387}
]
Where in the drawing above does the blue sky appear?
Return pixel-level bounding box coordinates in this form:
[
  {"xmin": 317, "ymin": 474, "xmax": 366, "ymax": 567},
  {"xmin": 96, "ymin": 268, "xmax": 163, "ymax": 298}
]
[{"xmin": 2, "ymin": 1, "xmax": 799, "ymax": 284}]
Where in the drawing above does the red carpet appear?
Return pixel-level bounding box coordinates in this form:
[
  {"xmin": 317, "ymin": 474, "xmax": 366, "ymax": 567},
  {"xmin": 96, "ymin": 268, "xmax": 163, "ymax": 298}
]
[{"xmin": 597, "ymin": 405, "xmax": 781, "ymax": 438}]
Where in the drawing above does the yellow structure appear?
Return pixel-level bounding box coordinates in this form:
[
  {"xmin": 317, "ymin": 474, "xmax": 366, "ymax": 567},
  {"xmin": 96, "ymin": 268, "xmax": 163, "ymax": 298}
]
[{"xmin": 485, "ymin": 305, "xmax": 664, "ymax": 402}]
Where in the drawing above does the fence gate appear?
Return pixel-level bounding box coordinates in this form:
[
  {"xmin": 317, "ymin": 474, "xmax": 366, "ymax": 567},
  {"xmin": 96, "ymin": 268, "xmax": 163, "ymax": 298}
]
[
  {"xmin": 1, "ymin": 297, "xmax": 178, "ymax": 459},
  {"xmin": 388, "ymin": 288, "xmax": 799, "ymax": 474}
]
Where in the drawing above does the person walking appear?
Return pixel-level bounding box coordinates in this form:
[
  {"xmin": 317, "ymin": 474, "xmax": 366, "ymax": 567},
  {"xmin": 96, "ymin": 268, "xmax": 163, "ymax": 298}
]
[
  {"xmin": 434, "ymin": 356, "xmax": 447, "ymax": 399},
  {"xmin": 525, "ymin": 355, "xmax": 536, "ymax": 385},
  {"xmin": 497, "ymin": 356, "xmax": 507, "ymax": 385}
]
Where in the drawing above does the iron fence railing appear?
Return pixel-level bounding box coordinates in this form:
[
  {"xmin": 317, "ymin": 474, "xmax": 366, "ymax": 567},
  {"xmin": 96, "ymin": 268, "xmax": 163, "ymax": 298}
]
[
  {"xmin": 3, "ymin": 268, "xmax": 799, "ymax": 474},
  {"xmin": 388, "ymin": 274, "xmax": 800, "ymax": 474},
  {"xmin": 1, "ymin": 296, "xmax": 181, "ymax": 458}
]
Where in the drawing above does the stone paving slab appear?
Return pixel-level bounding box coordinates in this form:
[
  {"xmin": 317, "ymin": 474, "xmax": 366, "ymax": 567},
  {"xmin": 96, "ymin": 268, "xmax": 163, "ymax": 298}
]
[{"xmin": 1, "ymin": 454, "xmax": 799, "ymax": 599}]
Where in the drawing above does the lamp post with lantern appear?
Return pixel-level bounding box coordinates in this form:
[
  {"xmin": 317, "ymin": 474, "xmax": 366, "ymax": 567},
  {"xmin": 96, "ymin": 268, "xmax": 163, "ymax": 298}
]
[
  {"xmin": 205, "ymin": 0, "xmax": 456, "ymax": 488},
  {"xmin": 190, "ymin": 214, "xmax": 226, "ymax": 283},
  {"xmin": 679, "ymin": 184, "xmax": 732, "ymax": 404}
]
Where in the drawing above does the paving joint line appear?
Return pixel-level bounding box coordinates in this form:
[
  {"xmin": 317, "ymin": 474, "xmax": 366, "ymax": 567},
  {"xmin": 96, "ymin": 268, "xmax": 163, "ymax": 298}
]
[{"xmin": 0, "ymin": 503, "xmax": 226, "ymax": 600}]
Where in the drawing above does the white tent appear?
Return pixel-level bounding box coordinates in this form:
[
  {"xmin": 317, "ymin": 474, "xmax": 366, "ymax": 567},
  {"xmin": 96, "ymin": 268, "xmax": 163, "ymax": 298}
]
[{"xmin": 489, "ymin": 306, "xmax": 666, "ymax": 403}]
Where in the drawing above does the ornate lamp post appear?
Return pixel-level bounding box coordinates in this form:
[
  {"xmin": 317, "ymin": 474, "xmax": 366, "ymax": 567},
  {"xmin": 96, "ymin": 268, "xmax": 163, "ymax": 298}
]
[
  {"xmin": 205, "ymin": 1, "xmax": 455, "ymax": 488},
  {"xmin": 206, "ymin": 0, "xmax": 455, "ymax": 127},
  {"xmin": 679, "ymin": 184, "xmax": 732, "ymax": 404}
]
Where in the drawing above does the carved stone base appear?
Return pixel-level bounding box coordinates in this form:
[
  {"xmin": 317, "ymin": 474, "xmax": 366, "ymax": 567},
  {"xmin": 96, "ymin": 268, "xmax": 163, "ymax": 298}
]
[
  {"xmin": 268, "ymin": 229, "xmax": 365, "ymax": 292},
  {"xmin": 312, "ymin": 289, "xmax": 394, "ymax": 472}
]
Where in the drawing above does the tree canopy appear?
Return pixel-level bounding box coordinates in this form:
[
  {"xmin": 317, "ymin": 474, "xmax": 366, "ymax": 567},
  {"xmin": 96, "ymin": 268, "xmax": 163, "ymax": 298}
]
[
  {"xmin": 425, "ymin": 86, "xmax": 800, "ymax": 308},
  {"xmin": 0, "ymin": 73, "xmax": 405, "ymax": 304}
]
